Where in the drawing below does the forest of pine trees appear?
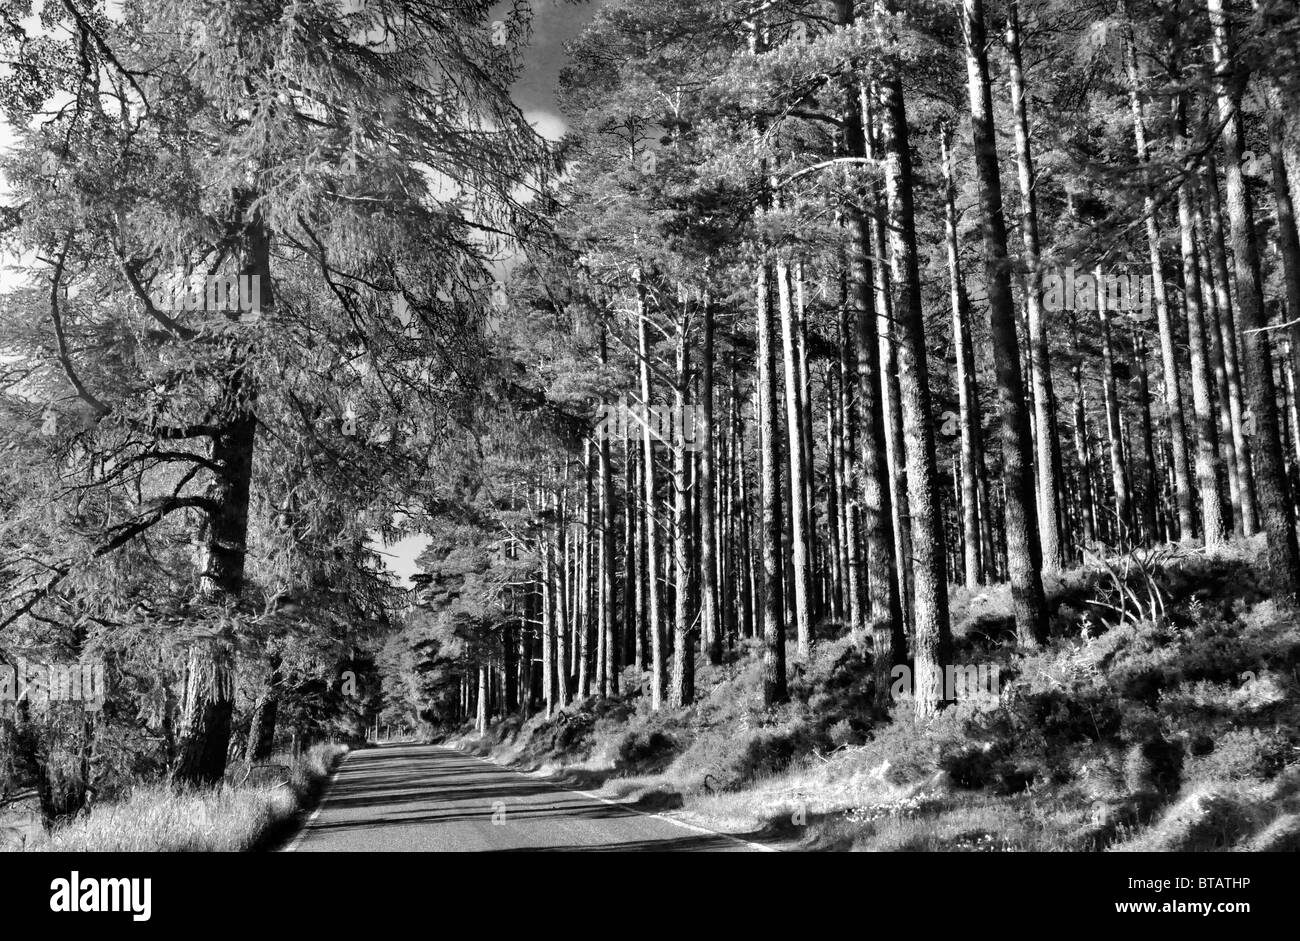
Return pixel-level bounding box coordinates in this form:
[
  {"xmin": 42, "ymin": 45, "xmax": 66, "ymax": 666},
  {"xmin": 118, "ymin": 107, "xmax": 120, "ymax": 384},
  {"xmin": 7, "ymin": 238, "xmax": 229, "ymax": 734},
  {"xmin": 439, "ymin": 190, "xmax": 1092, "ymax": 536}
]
[
  {"xmin": 421, "ymin": 0, "xmax": 1300, "ymax": 728},
  {"xmin": 2, "ymin": 0, "xmax": 1300, "ymax": 853}
]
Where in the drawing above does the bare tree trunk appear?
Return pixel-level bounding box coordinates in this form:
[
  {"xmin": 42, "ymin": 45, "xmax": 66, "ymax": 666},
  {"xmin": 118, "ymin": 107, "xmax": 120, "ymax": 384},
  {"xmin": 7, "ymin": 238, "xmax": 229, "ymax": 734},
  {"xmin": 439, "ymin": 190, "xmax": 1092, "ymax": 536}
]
[
  {"xmin": 863, "ymin": 85, "xmax": 915, "ymax": 637},
  {"xmin": 1120, "ymin": 0, "xmax": 1194, "ymax": 540},
  {"xmin": 961, "ymin": 0, "xmax": 1048, "ymax": 649},
  {"xmin": 1264, "ymin": 80, "xmax": 1300, "ymax": 486},
  {"xmin": 541, "ymin": 483, "xmax": 556, "ymax": 717},
  {"xmin": 836, "ymin": 297, "xmax": 865, "ymax": 629},
  {"xmin": 1006, "ymin": 0, "xmax": 1065, "ymax": 571},
  {"xmin": 1199, "ymin": 198, "xmax": 1242, "ymax": 532},
  {"xmin": 475, "ymin": 662, "xmax": 488, "ymax": 735},
  {"xmin": 756, "ymin": 259, "xmax": 788, "ymax": 705},
  {"xmin": 598, "ymin": 331, "xmax": 618, "ymax": 696},
  {"xmin": 698, "ymin": 294, "xmax": 721, "ymax": 666},
  {"xmin": 777, "ymin": 254, "xmax": 813, "ymax": 658},
  {"xmin": 577, "ymin": 439, "xmax": 594, "ymax": 698},
  {"xmin": 749, "ymin": 17, "xmax": 787, "ymax": 705},
  {"xmin": 1071, "ymin": 315, "xmax": 1097, "ymax": 547},
  {"xmin": 794, "ymin": 261, "xmax": 819, "ymax": 619},
  {"xmin": 1204, "ymin": 151, "xmax": 1258, "ymax": 534},
  {"xmin": 1131, "ymin": 324, "xmax": 1160, "ymax": 543},
  {"xmin": 825, "ymin": 362, "xmax": 845, "ymax": 623},
  {"xmin": 173, "ymin": 212, "xmax": 269, "ymax": 788},
  {"xmin": 732, "ymin": 374, "xmax": 757, "ymax": 642},
  {"xmin": 878, "ymin": 58, "xmax": 952, "ymax": 715},
  {"xmin": 669, "ymin": 314, "xmax": 694, "ymax": 708},
  {"xmin": 636, "ymin": 273, "xmax": 666, "ymax": 708},
  {"xmin": 942, "ymin": 127, "xmax": 985, "ymax": 589},
  {"xmin": 717, "ymin": 379, "xmax": 735, "ymax": 649},
  {"xmin": 622, "ymin": 433, "xmax": 637, "ymax": 670},
  {"xmin": 1098, "ymin": 267, "xmax": 1132, "ymax": 543},
  {"xmin": 840, "ymin": 1, "xmax": 903, "ymax": 707},
  {"xmin": 552, "ymin": 481, "xmax": 571, "ymax": 707},
  {"xmin": 1174, "ymin": 93, "xmax": 1228, "ymax": 545},
  {"xmin": 1207, "ymin": 0, "xmax": 1300, "ymax": 598}
]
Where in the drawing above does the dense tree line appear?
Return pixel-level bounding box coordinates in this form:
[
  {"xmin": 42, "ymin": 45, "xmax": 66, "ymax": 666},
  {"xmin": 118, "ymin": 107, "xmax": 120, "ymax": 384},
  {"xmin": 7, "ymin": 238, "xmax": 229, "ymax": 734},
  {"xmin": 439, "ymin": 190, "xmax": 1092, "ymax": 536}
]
[{"xmin": 408, "ymin": 0, "xmax": 1300, "ymax": 730}]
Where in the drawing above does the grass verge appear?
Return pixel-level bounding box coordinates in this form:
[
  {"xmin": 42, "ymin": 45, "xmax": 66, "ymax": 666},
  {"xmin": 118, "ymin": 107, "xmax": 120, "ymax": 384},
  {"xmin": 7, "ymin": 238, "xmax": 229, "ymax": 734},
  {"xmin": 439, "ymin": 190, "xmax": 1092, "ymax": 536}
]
[{"xmin": 9, "ymin": 743, "xmax": 348, "ymax": 852}]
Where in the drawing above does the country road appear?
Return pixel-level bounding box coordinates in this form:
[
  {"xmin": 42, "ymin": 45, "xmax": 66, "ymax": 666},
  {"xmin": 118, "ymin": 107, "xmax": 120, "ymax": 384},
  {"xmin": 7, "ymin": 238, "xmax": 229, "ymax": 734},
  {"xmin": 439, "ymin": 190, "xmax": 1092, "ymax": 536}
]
[{"xmin": 288, "ymin": 744, "xmax": 774, "ymax": 852}]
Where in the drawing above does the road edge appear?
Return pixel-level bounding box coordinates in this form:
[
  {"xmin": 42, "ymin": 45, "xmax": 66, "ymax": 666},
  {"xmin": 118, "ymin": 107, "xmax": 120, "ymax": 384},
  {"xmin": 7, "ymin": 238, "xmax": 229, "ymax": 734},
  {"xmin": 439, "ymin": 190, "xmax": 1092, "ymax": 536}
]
[
  {"xmin": 281, "ymin": 748, "xmax": 353, "ymax": 853},
  {"xmin": 457, "ymin": 745, "xmax": 781, "ymax": 853}
]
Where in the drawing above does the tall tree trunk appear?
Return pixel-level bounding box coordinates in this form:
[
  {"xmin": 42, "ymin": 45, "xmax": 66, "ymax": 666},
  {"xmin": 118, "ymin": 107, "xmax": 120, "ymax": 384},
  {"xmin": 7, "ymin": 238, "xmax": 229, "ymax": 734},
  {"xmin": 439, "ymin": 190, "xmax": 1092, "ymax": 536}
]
[
  {"xmin": 173, "ymin": 212, "xmax": 268, "ymax": 788},
  {"xmin": 598, "ymin": 329, "xmax": 618, "ymax": 696},
  {"xmin": 700, "ymin": 293, "xmax": 721, "ymax": 666},
  {"xmin": 623, "ymin": 433, "xmax": 638, "ymax": 669},
  {"xmin": 1006, "ymin": 0, "xmax": 1065, "ymax": 571},
  {"xmin": 1070, "ymin": 315, "xmax": 1098, "ymax": 547},
  {"xmin": 578, "ymin": 439, "xmax": 594, "ymax": 698},
  {"xmin": 1120, "ymin": 0, "xmax": 1194, "ymax": 540},
  {"xmin": 669, "ymin": 316, "xmax": 694, "ymax": 708},
  {"xmin": 636, "ymin": 272, "xmax": 667, "ymax": 707},
  {"xmin": 825, "ymin": 362, "xmax": 845, "ymax": 622},
  {"xmin": 750, "ymin": 17, "xmax": 787, "ymax": 705},
  {"xmin": 717, "ymin": 380, "xmax": 734, "ymax": 648},
  {"xmin": 961, "ymin": 0, "xmax": 1048, "ymax": 648},
  {"xmin": 1207, "ymin": 0, "xmax": 1300, "ymax": 598},
  {"xmin": 1098, "ymin": 266, "xmax": 1133, "ymax": 542},
  {"xmin": 840, "ymin": 0, "xmax": 903, "ymax": 707},
  {"xmin": 520, "ymin": 591, "xmax": 534, "ymax": 717},
  {"xmin": 552, "ymin": 481, "xmax": 571, "ymax": 707},
  {"xmin": 504, "ymin": 619, "xmax": 519, "ymax": 714},
  {"xmin": 541, "ymin": 483, "xmax": 556, "ymax": 717},
  {"xmin": 877, "ymin": 55, "xmax": 952, "ymax": 715},
  {"xmin": 1174, "ymin": 93, "xmax": 1228, "ymax": 545},
  {"xmin": 1132, "ymin": 324, "xmax": 1160, "ymax": 542},
  {"xmin": 836, "ymin": 296, "xmax": 865, "ymax": 629},
  {"xmin": 1264, "ymin": 80, "xmax": 1300, "ymax": 488},
  {"xmin": 794, "ymin": 263, "xmax": 818, "ymax": 612},
  {"xmin": 777, "ymin": 254, "xmax": 814, "ymax": 658},
  {"xmin": 1204, "ymin": 151, "xmax": 1258, "ymax": 534},
  {"xmin": 475, "ymin": 662, "xmax": 488, "ymax": 735},
  {"xmin": 1199, "ymin": 196, "xmax": 1242, "ymax": 533},
  {"xmin": 942, "ymin": 127, "xmax": 985, "ymax": 589},
  {"xmin": 756, "ymin": 259, "xmax": 788, "ymax": 705},
  {"xmin": 732, "ymin": 373, "xmax": 757, "ymax": 642},
  {"xmin": 863, "ymin": 85, "xmax": 915, "ymax": 636}
]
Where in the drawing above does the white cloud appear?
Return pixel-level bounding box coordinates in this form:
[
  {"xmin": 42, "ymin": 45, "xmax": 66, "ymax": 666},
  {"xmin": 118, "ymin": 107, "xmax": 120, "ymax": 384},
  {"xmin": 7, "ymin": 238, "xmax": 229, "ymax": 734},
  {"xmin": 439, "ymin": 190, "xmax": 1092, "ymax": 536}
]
[{"xmin": 524, "ymin": 109, "xmax": 566, "ymax": 142}]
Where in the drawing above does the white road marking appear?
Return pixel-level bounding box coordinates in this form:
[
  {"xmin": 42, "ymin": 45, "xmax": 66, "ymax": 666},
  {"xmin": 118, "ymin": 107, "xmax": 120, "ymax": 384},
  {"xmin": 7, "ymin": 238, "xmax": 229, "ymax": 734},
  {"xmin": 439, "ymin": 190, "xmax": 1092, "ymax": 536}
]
[{"xmin": 462, "ymin": 749, "xmax": 779, "ymax": 852}]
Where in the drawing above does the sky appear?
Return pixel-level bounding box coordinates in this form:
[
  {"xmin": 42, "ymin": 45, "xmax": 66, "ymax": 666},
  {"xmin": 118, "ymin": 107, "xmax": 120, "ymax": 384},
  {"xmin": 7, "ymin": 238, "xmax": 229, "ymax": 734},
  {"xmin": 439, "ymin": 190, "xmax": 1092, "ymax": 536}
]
[{"xmin": 507, "ymin": 0, "xmax": 602, "ymax": 140}]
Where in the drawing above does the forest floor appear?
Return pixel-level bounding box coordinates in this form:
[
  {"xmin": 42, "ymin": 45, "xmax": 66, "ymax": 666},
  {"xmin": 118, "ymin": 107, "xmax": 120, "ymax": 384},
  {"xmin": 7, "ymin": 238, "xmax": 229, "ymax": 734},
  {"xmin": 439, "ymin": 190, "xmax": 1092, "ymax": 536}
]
[{"xmin": 448, "ymin": 538, "xmax": 1300, "ymax": 851}]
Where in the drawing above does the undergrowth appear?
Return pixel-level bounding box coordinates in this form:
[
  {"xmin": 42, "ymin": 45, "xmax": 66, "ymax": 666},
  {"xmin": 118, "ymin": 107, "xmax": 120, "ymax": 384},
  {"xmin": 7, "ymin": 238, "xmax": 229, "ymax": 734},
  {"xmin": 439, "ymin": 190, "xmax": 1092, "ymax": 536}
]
[
  {"xmin": 6, "ymin": 743, "xmax": 348, "ymax": 852},
  {"xmin": 450, "ymin": 539, "xmax": 1300, "ymax": 851}
]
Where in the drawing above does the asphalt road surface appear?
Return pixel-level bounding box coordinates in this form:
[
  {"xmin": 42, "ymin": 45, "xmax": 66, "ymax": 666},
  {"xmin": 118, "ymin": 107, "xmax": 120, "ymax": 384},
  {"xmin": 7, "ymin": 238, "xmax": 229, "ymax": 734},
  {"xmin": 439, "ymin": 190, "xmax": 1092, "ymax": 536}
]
[{"xmin": 289, "ymin": 743, "xmax": 771, "ymax": 852}]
